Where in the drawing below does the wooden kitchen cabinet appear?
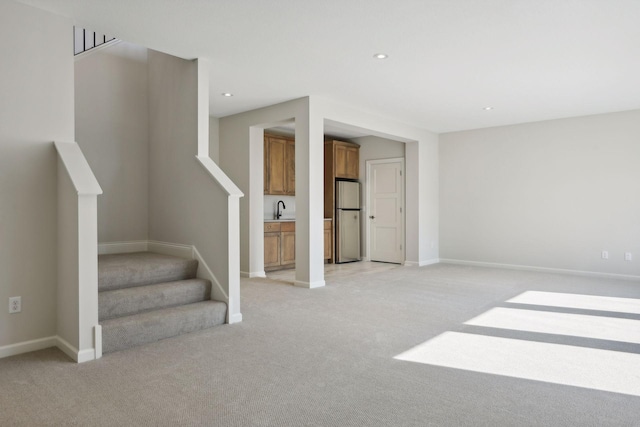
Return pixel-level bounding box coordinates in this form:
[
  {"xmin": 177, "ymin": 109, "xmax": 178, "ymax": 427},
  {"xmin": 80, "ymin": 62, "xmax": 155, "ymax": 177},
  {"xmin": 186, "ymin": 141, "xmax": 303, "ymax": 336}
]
[
  {"xmin": 264, "ymin": 221, "xmax": 296, "ymax": 271},
  {"xmin": 280, "ymin": 222, "xmax": 296, "ymax": 267},
  {"xmin": 324, "ymin": 140, "xmax": 359, "ymax": 263},
  {"xmin": 334, "ymin": 143, "xmax": 359, "ymax": 179},
  {"xmin": 324, "ymin": 219, "xmax": 332, "ymax": 261},
  {"xmin": 264, "ymin": 134, "xmax": 295, "ymax": 195},
  {"xmin": 264, "ymin": 220, "xmax": 331, "ymax": 270},
  {"xmin": 264, "ymin": 222, "xmax": 282, "ymax": 268}
]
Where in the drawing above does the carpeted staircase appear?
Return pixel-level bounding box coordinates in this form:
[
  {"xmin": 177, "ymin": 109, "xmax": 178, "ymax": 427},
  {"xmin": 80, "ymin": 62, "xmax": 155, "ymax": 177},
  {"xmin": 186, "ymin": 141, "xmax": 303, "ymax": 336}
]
[{"xmin": 98, "ymin": 252, "xmax": 227, "ymax": 354}]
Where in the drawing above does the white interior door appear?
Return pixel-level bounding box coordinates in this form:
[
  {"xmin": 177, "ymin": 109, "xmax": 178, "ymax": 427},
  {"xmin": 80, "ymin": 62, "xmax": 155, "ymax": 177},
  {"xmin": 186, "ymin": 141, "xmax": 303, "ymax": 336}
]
[{"xmin": 367, "ymin": 159, "xmax": 404, "ymax": 264}]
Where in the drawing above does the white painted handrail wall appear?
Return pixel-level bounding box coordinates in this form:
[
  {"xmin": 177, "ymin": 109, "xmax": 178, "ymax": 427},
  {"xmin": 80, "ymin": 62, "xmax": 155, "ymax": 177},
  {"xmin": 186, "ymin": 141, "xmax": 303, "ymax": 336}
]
[
  {"xmin": 196, "ymin": 156, "xmax": 243, "ymax": 323},
  {"xmin": 54, "ymin": 141, "xmax": 102, "ymax": 362}
]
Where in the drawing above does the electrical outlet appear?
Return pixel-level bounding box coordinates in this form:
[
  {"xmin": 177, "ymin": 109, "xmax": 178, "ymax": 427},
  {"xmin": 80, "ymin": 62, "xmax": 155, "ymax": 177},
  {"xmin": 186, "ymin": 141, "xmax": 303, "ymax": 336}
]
[
  {"xmin": 625, "ymin": 252, "xmax": 633, "ymax": 261},
  {"xmin": 9, "ymin": 296, "xmax": 21, "ymax": 314},
  {"xmin": 601, "ymin": 251, "xmax": 609, "ymax": 260}
]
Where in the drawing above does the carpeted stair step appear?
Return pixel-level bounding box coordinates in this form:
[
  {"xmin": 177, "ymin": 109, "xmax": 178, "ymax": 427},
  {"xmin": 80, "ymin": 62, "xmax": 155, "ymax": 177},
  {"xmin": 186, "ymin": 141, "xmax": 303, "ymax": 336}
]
[
  {"xmin": 99, "ymin": 278, "xmax": 212, "ymax": 321},
  {"xmin": 100, "ymin": 300, "xmax": 227, "ymax": 354},
  {"xmin": 99, "ymin": 252, "xmax": 198, "ymax": 291}
]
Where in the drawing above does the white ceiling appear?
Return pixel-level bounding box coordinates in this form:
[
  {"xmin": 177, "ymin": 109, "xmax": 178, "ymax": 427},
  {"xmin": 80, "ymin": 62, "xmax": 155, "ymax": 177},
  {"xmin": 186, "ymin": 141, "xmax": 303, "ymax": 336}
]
[{"xmin": 18, "ymin": 0, "xmax": 640, "ymax": 133}]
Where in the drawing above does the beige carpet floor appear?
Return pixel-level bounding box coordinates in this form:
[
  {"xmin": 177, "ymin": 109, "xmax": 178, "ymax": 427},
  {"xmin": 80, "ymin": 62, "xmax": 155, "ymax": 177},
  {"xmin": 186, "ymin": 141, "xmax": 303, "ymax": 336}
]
[{"xmin": 1, "ymin": 263, "xmax": 639, "ymax": 426}]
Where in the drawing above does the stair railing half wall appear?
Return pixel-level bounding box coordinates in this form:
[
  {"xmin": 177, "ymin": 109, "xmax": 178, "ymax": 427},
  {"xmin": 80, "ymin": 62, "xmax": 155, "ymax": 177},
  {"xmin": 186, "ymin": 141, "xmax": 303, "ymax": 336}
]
[
  {"xmin": 54, "ymin": 141, "xmax": 103, "ymax": 362},
  {"xmin": 195, "ymin": 58, "xmax": 244, "ymax": 324},
  {"xmin": 196, "ymin": 156, "xmax": 244, "ymax": 324}
]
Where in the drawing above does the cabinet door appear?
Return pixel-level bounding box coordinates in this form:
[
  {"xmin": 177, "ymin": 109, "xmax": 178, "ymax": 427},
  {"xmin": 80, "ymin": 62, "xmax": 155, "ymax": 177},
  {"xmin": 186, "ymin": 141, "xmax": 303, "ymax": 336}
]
[
  {"xmin": 324, "ymin": 228, "xmax": 332, "ymax": 260},
  {"xmin": 334, "ymin": 144, "xmax": 359, "ymax": 179},
  {"xmin": 334, "ymin": 144, "xmax": 349, "ymax": 178},
  {"xmin": 267, "ymin": 137, "xmax": 287, "ymax": 195},
  {"xmin": 280, "ymin": 231, "xmax": 296, "ymax": 266},
  {"xmin": 345, "ymin": 146, "xmax": 359, "ymax": 179},
  {"xmin": 285, "ymin": 139, "xmax": 295, "ymax": 195},
  {"xmin": 264, "ymin": 232, "xmax": 281, "ymax": 267}
]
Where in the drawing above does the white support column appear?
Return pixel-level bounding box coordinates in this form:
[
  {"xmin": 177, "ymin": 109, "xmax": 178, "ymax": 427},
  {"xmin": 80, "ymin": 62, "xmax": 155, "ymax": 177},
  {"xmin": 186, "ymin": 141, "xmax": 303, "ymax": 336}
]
[
  {"xmin": 248, "ymin": 126, "xmax": 266, "ymax": 278},
  {"xmin": 294, "ymin": 99, "xmax": 325, "ymax": 288}
]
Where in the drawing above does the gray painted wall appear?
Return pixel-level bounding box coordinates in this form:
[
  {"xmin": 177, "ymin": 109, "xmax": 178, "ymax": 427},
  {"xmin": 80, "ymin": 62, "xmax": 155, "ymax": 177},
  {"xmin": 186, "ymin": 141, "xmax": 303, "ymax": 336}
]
[
  {"xmin": 440, "ymin": 110, "xmax": 640, "ymax": 277},
  {"xmin": 0, "ymin": 2, "xmax": 74, "ymax": 347},
  {"xmin": 75, "ymin": 42, "xmax": 150, "ymax": 243},
  {"xmin": 147, "ymin": 50, "xmax": 231, "ymax": 293}
]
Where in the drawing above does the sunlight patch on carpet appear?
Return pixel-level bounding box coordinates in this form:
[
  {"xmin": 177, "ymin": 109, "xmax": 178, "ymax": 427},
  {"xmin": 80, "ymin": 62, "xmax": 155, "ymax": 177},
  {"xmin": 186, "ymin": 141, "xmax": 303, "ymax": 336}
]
[
  {"xmin": 465, "ymin": 307, "xmax": 640, "ymax": 344},
  {"xmin": 395, "ymin": 332, "xmax": 640, "ymax": 396},
  {"xmin": 507, "ymin": 291, "xmax": 640, "ymax": 314},
  {"xmin": 395, "ymin": 291, "xmax": 640, "ymax": 397}
]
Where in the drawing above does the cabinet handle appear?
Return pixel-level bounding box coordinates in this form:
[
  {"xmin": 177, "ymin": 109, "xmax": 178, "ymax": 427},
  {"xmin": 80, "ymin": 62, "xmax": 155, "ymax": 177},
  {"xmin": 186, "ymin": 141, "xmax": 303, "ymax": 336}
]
[{"xmin": 369, "ymin": 215, "xmax": 375, "ymax": 219}]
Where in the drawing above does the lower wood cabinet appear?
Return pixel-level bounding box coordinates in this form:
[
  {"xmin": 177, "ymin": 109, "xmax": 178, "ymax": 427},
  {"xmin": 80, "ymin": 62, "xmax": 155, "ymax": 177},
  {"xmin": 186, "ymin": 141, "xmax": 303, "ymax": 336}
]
[
  {"xmin": 264, "ymin": 221, "xmax": 295, "ymax": 271},
  {"xmin": 280, "ymin": 222, "xmax": 296, "ymax": 267},
  {"xmin": 264, "ymin": 231, "xmax": 281, "ymax": 268},
  {"xmin": 264, "ymin": 219, "xmax": 333, "ymax": 271},
  {"xmin": 324, "ymin": 219, "xmax": 332, "ymax": 261}
]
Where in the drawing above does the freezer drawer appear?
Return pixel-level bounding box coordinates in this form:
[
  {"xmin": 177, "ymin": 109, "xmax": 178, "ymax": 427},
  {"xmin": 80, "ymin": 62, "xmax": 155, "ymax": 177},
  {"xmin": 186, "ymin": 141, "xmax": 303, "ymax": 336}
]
[{"xmin": 336, "ymin": 210, "xmax": 361, "ymax": 263}]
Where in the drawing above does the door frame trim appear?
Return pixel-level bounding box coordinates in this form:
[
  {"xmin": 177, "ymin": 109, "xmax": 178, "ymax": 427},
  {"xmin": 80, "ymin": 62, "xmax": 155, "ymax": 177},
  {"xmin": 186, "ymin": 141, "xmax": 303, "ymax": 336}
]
[{"xmin": 365, "ymin": 157, "xmax": 405, "ymax": 263}]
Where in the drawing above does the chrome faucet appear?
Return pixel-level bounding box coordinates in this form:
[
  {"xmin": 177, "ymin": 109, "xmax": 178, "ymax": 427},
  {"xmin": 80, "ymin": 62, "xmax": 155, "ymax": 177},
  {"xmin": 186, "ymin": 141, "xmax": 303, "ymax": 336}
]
[{"xmin": 276, "ymin": 200, "xmax": 286, "ymax": 219}]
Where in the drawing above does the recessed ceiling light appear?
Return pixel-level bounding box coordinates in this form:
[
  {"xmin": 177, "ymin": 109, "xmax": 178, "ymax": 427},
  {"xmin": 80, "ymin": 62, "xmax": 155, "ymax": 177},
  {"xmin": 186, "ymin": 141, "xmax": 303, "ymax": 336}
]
[
  {"xmin": 222, "ymin": 93, "xmax": 233, "ymax": 97},
  {"xmin": 483, "ymin": 106, "xmax": 493, "ymax": 111},
  {"xmin": 373, "ymin": 53, "xmax": 388, "ymax": 59}
]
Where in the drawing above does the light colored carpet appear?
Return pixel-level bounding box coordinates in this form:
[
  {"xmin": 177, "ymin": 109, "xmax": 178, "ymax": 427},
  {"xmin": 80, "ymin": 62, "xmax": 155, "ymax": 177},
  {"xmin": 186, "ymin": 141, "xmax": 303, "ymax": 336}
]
[
  {"xmin": 98, "ymin": 252, "xmax": 224, "ymax": 353},
  {"xmin": 1, "ymin": 263, "xmax": 639, "ymax": 426},
  {"xmin": 98, "ymin": 252, "xmax": 199, "ymax": 291}
]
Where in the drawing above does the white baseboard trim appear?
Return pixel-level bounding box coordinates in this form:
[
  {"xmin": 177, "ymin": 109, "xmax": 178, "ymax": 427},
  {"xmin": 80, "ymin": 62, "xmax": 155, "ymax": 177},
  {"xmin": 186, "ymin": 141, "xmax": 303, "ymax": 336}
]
[
  {"xmin": 228, "ymin": 313, "xmax": 243, "ymax": 324},
  {"xmin": 94, "ymin": 325, "xmax": 102, "ymax": 360},
  {"xmin": 56, "ymin": 336, "xmax": 97, "ymax": 363},
  {"xmin": 404, "ymin": 259, "xmax": 441, "ymax": 267},
  {"xmin": 294, "ymin": 280, "xmax": 326, "ymax": 289},
  {"xmin": 0, "ymin": 335, "xmax": 99, "ymax": 363},
  {"xmin": 148, "ymin": 240, "xmax": 193, "ymax": 259},
  {"xmin": 0, "ymin": 336, "xmax": 57, "ymax": 359},
  {"xmin": 241, "ymin": 271, "xmax": 267, "ymax": 278},
  {"xmin": 55, "ymin": 336, "xmax": 80, "ymax": 362},
  {"xmin": 440, "ymin": 258, "xmax": 640, "ymax": 281},
  {"xmin": 77, "ymin": 348, "xmax": 96, "ymax": 363},
  {"xmin": 419, "ymin": 258, "xmax": 440, "ymax": 267},
  {"xmin": 98, "ymin": 240, "xmax": 148, "ymax": 255},
  {"xmin": 98, "ymin": 240, "xmax": 193, "ymax": 259}
]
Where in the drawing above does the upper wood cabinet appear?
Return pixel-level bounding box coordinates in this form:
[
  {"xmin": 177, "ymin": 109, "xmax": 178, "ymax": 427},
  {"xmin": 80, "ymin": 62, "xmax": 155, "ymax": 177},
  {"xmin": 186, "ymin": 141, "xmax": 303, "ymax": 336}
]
[
  {"xmin": 324, "ymin": 139, "xmax": 360, "ymax": 219},
  {"xmin": 334, "ymin": 143, "xmax": 359, "ymax": 179},
  {"xmin": 264, "ymin": 134, "xmax": 295, "ymax": 195}
]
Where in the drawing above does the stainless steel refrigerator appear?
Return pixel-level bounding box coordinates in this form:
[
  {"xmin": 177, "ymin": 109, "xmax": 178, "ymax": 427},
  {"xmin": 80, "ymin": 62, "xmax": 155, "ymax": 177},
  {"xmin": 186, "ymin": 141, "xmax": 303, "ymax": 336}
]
[{"xmin": 335, "ymin": 180, "xmax": 361, "ymax": 263}]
